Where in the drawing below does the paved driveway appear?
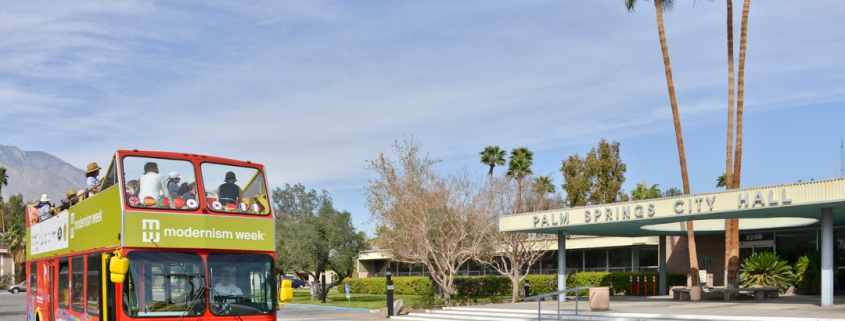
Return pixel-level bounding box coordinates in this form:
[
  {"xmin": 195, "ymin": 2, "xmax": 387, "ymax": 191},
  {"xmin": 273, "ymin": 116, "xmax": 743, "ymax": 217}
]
[
  {"xmin": 0, "ymin": 292, "xmax": 27, "ymax": 321},
  {"xmin": 0, "ymin": 292, "xmax": 384, "ymax": 321}
]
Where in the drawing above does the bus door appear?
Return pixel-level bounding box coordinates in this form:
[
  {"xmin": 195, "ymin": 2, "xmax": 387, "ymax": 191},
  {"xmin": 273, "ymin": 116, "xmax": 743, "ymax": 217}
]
[{"xmin": 47, "ymin": 263, "xmax": 55, "ymax": 321}]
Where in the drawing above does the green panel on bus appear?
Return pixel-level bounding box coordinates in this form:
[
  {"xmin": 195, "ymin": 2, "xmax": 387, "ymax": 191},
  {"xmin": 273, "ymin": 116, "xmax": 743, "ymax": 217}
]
[
  {"xmin": 123, "ymin": 211, "xmax": 274, "ymax": 251},
  {"xmin": 27, "ymin": 186, "xmax": 123, "ymax": 260}
]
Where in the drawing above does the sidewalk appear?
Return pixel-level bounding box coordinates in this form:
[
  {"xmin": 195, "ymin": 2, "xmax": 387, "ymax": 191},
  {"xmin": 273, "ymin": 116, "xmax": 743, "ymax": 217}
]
[{"xmin": 480, "ymin": 294, "xmax": 845, "ymax": 320}]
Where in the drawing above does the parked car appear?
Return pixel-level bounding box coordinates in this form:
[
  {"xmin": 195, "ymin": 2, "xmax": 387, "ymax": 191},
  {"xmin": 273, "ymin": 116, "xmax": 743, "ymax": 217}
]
[
  {"xmin": 289, "ymin": 278, "xmax": 307, "ymax": 289},
  {"xmin": 7, "ymin": 281, "xmax": 26, "ymax": 294}
]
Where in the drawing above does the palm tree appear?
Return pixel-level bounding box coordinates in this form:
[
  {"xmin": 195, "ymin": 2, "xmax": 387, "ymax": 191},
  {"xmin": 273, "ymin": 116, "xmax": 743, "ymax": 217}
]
[
  {"xmin": 625, "ymin": 0, "xmax": 700, "ymax": 287},
  {"xmin": 0, "ymin": 166, "xmax": 8, "ymax": 233},
  {"xmin": 717, "ymin": 173, "xmax": 727, "ymax": 188},
  {"xmin": 3, "ymin": 221, "xmax": 26, "ymax": 276},
  {"xmin": 631, "ymin": 180, "xmax": 661, "ymax": 200},
  {"xmin": 534, "ymin": 176, "xmax": 555, "ymax": 209},
  {"xmin": 480, "ymin": 146, "xmax": 507, "ymax": 194},
  {"xmin": 725, "ymin": 0, "xmax": 751, "ymax": 291},
  {"xmin": 507, "ymin": 147, "xmax": 533, "ymax": 212},
  {"xmin": 663, "ymin": 187, "xmax": 683, "ymax": 197}
]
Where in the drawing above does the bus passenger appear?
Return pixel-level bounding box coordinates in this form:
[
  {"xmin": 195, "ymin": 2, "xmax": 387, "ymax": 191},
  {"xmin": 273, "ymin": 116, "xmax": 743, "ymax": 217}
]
[
  {"xmin": 58, "ymin": 189, "xmax": 78, "ymax": 211},
  {"xmin": 181, "ymin": 178, "xmax": 197, "ymax": 203},
  {"xmin": 167, "ymin": 172, "xmax": 181, "ymax": 199},
  {"xmin": 217, "ymin": 171, "xmax": 242, "ymax": 207},
  {"xmin": 138, "ymin": 162, "xmax": 169, "ymax": 204},
  {"xmin": 86, "ymin": 162, "xmax": 102, "ymax": 197},
  {"xmin": 125, "ymin": 180, "xmax": 139, "ymax": 196},
  {"xmin": 36, "ymin": 194, "xmax": 53, "ymax": 221}
]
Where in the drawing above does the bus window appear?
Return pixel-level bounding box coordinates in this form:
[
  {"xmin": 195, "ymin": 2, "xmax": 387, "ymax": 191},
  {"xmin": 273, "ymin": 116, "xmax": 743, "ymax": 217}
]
[
  {"xmin": 122, "ymin": 156, "xmax": 197, "ymax": 210},
  {"xmin": 29, "ymin": 262, "xmax": 37, "ymax": 296},
  {"xmin": 87, "ymin": 253, "xmax": 101, "ymax": 316},
  {"xmin": 207, "ymin": 253, "xmax": 275, "ymax": 316},
  {"xmin": 58, "ymin": 259, "xmax": 69, "ymax": 309},
  {"xmin": 124, "ymin": 251, "xmax": 206, "ymax": 318},
  {"xmin": 200, "ymin": 163, "xmax": 270, "ymax": 215},
  {"xmin": 72, "ymin": 256, "xmax": 84, "ymax": 312},
  {"xmin": 100, "ymin": 157, "xmax": 118, "ymax": 193}
]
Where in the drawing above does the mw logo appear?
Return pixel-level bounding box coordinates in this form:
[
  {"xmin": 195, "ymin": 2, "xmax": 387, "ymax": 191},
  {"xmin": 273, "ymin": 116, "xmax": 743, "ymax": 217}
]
[{"xmin": 142, "ymin": 219, "xmax": 160, "ymax": 243}]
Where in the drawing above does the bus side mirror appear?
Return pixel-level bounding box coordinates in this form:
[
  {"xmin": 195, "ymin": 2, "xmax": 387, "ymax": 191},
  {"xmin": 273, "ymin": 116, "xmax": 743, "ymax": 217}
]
[
  {"xmin": 279, "ymin": 279, "xmax": 293, "ymax": 305},
  {"xmin": 110, "ymin": 255, "xmax": 129, "ymax": 283}
]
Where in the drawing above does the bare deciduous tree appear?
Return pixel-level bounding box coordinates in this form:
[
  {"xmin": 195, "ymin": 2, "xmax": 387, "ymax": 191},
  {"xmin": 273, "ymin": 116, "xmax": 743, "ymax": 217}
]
[
  {"xmin": 365, "ymin": 138, "xmax": 489, "ymax": 305},
  {"xmin": 475, "ymin": 177, "xmax": 554, "ymax": 303}
]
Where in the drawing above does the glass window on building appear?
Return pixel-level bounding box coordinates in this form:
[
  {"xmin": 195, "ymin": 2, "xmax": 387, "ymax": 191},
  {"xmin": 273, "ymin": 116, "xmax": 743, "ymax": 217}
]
[
  {"xmin": 608, "ymin": 248, "xmax": 632, "ymax": 272},
  {"xmin": 776, "ymin": 230, "xmax": 817, "ymax": 265},
  {"xmin": 638, "ymin": 247, "xmax": 659, "ymax": 272},
  {"xmin": 835, "ymin": 228, "xmax": 845, "ymax": 267},
  {"xmin": 584, "ymin": 249, "xmax": 607, "ymax": 271},
  {"xmin": 566, "ymin": 250, "xmax": 583, "ymax": 272}
]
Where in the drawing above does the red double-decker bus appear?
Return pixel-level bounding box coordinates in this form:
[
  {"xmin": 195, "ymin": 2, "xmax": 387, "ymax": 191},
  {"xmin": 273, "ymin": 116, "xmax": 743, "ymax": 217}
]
[{"xmin": 26, "ymin": 150, "xmax": 286, "ymax": 321}]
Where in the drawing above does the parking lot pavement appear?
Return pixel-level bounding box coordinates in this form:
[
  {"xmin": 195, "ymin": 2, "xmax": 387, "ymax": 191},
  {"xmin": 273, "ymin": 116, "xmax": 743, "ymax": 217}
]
[
  {"xmin": 0, "ymin": 292, "xmax": 28, "ymax": 321},
  {"xmin": 278, "ymin": 306, "xmax": 385, "ymax": 321}
]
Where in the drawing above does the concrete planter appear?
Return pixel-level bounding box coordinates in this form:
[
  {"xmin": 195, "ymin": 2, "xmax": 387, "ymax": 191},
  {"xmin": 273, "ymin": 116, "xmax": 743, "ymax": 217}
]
[
  {"xmin": 689, "ymin": 285, "xmax": 702, "ymax": 302},
  {"xmin": 589, "ymin": 287, "xmax": 610, "ymax": 311}
]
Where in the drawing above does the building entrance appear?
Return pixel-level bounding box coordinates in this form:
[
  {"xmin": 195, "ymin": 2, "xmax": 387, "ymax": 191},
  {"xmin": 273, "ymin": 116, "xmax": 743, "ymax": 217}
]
[{"xmin": 739, "ymin": 231, "xmax": 775, "ymax": 263}]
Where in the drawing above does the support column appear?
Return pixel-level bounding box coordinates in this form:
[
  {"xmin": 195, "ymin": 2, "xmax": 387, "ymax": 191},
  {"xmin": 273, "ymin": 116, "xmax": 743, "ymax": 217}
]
[
  {"xmin": 659, "ymin": 235, "xmax": 667, "ymax": 295},
  {"xmin": 558, "ymin": 231, "xmax": 567, "ymax": 303},
  {"xmin": 821, "ymin": 208, "xmax": 834, "ymax": 307}
]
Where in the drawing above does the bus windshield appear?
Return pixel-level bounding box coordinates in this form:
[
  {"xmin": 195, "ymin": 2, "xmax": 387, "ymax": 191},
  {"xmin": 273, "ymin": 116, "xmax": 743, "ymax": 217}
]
[
  {"xmin": 123, "ymin": 252, "xmax": 207, "ymax": 318},
  {"xmin": 200, "ymin": 163, "xmax": 270, "ymax": 215},
  {"xmin": 123, "ymin": 156, "xmax": 198, "ymax": 210},
  {"xmin": 207, "ymin": 253, "xmax": 275, "ymax": 316}
]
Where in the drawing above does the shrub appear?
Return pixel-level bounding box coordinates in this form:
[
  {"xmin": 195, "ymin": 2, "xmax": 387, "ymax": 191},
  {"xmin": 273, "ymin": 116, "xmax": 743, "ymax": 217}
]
[
  {"xmin": 740, "ymin": 252, "xmax": 793, "ymax": 289},
  {"xmin": 794, "ymin": 251, "xmax": 821, "ymax": 294},
  {"xmin": 339, "ymin": 277, "xmax": 432, "ymax": 295}
]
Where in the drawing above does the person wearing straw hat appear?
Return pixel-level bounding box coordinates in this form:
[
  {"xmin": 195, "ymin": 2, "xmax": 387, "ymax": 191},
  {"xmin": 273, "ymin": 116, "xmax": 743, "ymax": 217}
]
[
  {"xmin": 59, "ymin": 189, "xmax": 78, "ymax": 211},
  {"xmin": 86, "ymin": 162, "xmax": 102, "ymax": 197}
]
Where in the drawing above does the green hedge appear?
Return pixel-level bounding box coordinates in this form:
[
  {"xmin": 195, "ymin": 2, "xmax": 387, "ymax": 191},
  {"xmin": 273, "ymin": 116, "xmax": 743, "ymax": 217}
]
[
  {"xmin": 339, "ymin": 277, "xmax": 433, "ymax": 296},
  {"xmin": 341, "ymin": 272, "xmax": 686, "ymax": 297},
  {"xmin": 457, "ymin": 272, "xmax": 687, "ymax": 297}
]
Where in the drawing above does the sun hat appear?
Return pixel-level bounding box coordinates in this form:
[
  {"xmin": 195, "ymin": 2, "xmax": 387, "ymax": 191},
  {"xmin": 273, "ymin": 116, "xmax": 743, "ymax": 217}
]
[
  {"xmin": 86, "ymin": 162, "xmax": 101, "ymax": 173},
  {"xmin": 224, "ymin": 171, "xmax": 237, "ymax": 182},
  {"xmin": 187, "ymin": 177, "xmax": 196, "ymax": 185},
  {"xmin": 77, "ymin": 190, "xmax": 86, "ymax": 197},
  {"xmin": 66, "ymin": 189, "xmax": 76, "ymax": 198},
  {"xmin": 40, "ymin": 194, "xmax": 50, "ymax": 202},
  {"xmin": 169, "ymin": 171, "xmax": 182, "ymax": 179}
]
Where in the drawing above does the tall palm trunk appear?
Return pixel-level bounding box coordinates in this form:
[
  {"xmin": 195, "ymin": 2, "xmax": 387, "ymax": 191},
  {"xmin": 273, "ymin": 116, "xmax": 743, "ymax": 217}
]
[
  {"xmin": 727, "ymin": 0, "xmax": 750, "ymax": 290},
  {"xmin": 653, "ymin": 0, "xmax": 699, "ymax": 286},
  {"xmin": 724, "ymin": 0, "xmax": 739, "ymax": 291}
]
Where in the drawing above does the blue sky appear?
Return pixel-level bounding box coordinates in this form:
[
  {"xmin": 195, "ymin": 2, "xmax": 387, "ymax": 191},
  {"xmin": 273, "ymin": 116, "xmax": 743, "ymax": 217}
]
[{"xmin": 2, "ymin": 1, "xmax": 844, "ymax": 236}]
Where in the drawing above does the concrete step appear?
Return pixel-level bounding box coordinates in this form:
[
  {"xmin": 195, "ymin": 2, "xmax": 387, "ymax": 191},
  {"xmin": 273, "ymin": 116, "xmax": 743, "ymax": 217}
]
[{"xmin": 389, "ymin": 306, "xmax": 834, "ymax": 321}]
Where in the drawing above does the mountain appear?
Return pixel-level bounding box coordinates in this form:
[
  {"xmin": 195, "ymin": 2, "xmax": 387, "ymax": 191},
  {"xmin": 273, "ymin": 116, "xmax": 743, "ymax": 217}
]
[{"xmin": 0, "ymin": 145, "xmax": 85, "ymax": 203}]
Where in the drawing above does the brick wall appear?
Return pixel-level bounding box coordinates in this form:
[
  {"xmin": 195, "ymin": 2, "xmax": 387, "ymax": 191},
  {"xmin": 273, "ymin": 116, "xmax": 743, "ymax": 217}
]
[{"xmin": 666, "ymin": 234, "xmax": 727, "ymax": 286}]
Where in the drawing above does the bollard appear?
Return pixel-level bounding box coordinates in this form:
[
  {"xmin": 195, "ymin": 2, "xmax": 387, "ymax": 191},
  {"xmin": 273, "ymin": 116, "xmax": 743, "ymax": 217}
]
[
  {"xmin": 524, "ymin": 281, "xmax": 530, "ymax": 297},
  {"xmin": 629, "ymin": 275, "xmax": 633, "ymax": 296},
  {"xmin": 386, "ymin": 272, "xmax": 394, "ymax": 317},
  {"xmin": 321, "ymin": 274, "xmax": 327, "ymax": 303},
  {"xmin": 636, "ymin": 275, "xmax": 641, "ymax": 296},
  {"xmin": 653, "ymin": 275, "xmax": 657, "ymax": 295},
  {"xmin": 644, "ymin": 275, "xmax": 648, "ymax": 296}
]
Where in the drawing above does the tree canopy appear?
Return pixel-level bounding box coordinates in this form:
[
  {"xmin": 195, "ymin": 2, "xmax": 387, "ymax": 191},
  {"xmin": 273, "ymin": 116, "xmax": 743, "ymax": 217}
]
[
  {"xmin": 559, "ymin": 139, "xmax": 627, "ymax": 207},
  {"xmin": 272, "ymin": 183, "xmax": 367, "ymax": 301}
]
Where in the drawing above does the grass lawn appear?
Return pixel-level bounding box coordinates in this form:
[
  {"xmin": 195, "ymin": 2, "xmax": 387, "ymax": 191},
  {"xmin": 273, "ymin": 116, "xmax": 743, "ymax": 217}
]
[
  {"xmin": 289, "ymin": 289, "xmax": 423, "ymax": 310},
  {"xmin": 287, "ymin": 289, "xmax": 513, "ymax": 310}
]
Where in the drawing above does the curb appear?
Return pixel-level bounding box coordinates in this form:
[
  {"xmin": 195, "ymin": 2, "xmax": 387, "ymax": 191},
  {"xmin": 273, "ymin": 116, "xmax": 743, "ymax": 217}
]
[{"xmin": 283, "ymin": 303, "xmax": 373, "ymax": 313}]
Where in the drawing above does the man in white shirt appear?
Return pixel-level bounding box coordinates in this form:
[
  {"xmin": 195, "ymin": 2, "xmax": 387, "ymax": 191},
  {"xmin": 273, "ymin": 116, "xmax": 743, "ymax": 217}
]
[{"xmin": 213, "ymin": 272, "xmax": 242, "ymax": 296}]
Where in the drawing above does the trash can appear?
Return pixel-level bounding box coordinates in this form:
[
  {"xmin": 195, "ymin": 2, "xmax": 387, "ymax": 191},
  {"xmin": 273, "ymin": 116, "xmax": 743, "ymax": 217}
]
[{"xmin": 589, "ymin": 287, "xmax": 610, "ymax": 311}]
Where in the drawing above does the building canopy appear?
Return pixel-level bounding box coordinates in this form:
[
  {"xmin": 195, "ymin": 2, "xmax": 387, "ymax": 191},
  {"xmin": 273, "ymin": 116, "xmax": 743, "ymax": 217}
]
[{"xmin": 499, "ymin": 178, "xmax": 845, "ymax": 237}]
